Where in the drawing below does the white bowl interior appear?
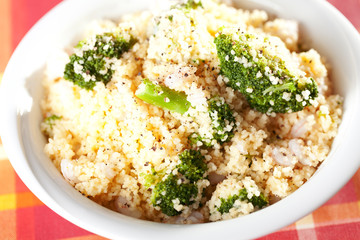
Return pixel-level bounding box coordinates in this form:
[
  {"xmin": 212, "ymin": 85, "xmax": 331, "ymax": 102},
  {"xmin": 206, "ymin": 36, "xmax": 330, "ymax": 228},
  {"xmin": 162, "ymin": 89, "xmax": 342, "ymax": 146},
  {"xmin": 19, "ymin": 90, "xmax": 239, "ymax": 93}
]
[{"xmin": 1, "ymin": 0, "xmax": 360, "ymax": 239}]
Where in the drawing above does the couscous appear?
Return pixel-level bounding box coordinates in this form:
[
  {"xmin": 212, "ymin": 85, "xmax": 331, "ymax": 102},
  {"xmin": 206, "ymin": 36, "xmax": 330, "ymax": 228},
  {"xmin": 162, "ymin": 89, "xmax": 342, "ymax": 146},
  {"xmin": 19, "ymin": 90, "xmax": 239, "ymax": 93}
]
[{"xmin": 41, "ymin": 0, "xmax": 343, "ymax": 223}]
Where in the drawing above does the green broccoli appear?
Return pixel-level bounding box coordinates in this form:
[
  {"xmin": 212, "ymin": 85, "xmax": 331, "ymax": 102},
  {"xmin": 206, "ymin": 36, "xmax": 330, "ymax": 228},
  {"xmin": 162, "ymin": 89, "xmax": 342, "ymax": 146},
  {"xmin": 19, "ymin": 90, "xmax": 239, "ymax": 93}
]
[
  {"xmin": 217, "ymin": 188, "xmax": 268, "ymax": 214},
  {"xmin": 189, "ymin": 97, "xmax": 236, "ymax": 147},
  {"xmin": 177, "ymin": 149, "xmax": 207, "ymax": 182},
  {"xmin": 135, "ymin": 79, "xmax": 191, "ymax": 115},
  {"xmin": 149, "ymin": 149, "xmax": 208, "ymax": 216},
  {"xmin": 140, "ymin": 167, "xmax": 167, "ymax": 188},
  {"xmin": 44, "ymin": 115, "xmax": 62, "ymax": 129},
  {"xmin": 64, "ymin": 31, "xmax": 137, "ymax": 90},
  {"xmin": 151, "ymin": 174, "xmax": 198, "ymax": 216},
  {"xmin": 173, "ymin": 0, "xmax": 203, "ymax": 10},
  {"xmin": 181, "ymin": 0, "xmax": 203, "ymax": 9},
  {"xmin": 215, "ymin": 32, "xmax": 318, "ymax": 113}
]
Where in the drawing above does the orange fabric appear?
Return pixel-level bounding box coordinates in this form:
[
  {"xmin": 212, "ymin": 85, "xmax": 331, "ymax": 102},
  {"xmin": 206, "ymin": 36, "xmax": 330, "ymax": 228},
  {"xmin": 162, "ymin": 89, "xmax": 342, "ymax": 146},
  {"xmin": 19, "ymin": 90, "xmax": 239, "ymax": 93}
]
[
  {"xmin": 0, "ymin": 0, "xmax": 11, "ymax": 72},
  {"xmin": 16, "ymin": 192, "xmax": 44, "ymax": 209},
  {"xmin": 0, "ymin": 161, "xmax": 15, "ymax": 195},
  {"xmin": 0, "ymin": 210, "xmax": 16, "ymax": 239},
  {"xmin": 313, "ymin": 202, "xmax": 360, "ymax": 224},
  {"xmin": 0, "ymin": 0, "xmax": 359, "ymax": 239}
]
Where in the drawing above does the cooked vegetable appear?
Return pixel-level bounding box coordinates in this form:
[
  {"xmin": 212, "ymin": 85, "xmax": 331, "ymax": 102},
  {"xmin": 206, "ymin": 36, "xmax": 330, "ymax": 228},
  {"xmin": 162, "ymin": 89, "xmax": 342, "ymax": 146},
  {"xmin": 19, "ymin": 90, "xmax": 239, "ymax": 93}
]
[
  {"xmin": 177, "ymin": 149, "xmax": 208, "ymax": 182},
  {"xmin": 44, "ymin": 115, "xmax": 62, "ymax": 129},
  {"xmin": 189, "ymin": 97, "xmax": 236, "ymax": 147},
  {"xmin": 182, "ymin": 0, "xmax": 203, "ymax": 9},
  {"xmin": 174, "ymin": 0, "xmax": 203, "ymax": 10},
  {"xmin": 64, "ymin": 31, "xmax": 137, "ymax": 90},
  {"xmin": 217, "ymin": 188, "xmax": 268, "ymax": 214},
  {"xmin": 141, "ymin": 167, "xmax": 167, "ymax": 188},
  {"xmin": 151, "ymin": 174, "xmax": 198, "ymax": 216},
  {"xmin": 215, "ymin": 32, "xmax": 318, "ymax": 113},
  {"xmin": 150, "ymin": 149, "xmax": 208, "ymax": 216},
  {"xmin": 135, "ymin": 79, "xmax": 191, "ymax": 114}
]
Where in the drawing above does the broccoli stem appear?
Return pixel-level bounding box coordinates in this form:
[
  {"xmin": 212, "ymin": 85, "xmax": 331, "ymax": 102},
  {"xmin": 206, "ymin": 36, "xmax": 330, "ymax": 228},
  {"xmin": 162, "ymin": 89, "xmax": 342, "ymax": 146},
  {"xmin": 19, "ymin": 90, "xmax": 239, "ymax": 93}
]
[
  {"xmin": 262, "ymin": 82, "xmax": 296, "ymax": 95},
  {"xmin": 135, "ymin": 79, "xmax": 191, "ymax": 114}
]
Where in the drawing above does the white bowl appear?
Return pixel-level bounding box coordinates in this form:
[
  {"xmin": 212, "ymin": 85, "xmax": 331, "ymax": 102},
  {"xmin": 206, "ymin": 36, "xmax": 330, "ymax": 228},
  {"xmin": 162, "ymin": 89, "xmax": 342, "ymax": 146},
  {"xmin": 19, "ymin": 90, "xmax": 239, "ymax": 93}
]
[{"xmin": 1, "ymin": 0, "xmax": 360, "ymax": 239}]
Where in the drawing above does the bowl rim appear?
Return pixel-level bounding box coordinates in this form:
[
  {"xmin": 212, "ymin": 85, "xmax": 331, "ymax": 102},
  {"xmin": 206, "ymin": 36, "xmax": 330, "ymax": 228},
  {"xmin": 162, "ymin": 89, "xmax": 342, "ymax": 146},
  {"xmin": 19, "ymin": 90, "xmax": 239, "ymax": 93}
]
[{"xmin": 1, "ymin": 0, "xmax": 360, "ymax": 239}]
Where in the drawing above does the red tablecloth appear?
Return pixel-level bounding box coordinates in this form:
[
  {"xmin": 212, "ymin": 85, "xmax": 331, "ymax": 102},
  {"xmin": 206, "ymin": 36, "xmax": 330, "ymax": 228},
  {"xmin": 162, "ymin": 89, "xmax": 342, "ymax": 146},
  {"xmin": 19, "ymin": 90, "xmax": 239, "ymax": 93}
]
[{"xmin": 1, "ymin": 0, "xmax": 360, "ymax": 239}]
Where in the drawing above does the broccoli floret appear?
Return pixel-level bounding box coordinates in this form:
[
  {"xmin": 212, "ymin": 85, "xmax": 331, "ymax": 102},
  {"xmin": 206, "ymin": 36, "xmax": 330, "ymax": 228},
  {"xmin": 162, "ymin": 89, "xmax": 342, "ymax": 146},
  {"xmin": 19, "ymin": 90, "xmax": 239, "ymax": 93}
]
[
  {"xmin": 209, "ymin": 177, "xmax": 268, "ymax": 221},
  {"xmin": 141, "ymin": 167, "xmax": 167, "ymax": 188},
  {"xmin": 215, "ymin": 32, "xmax": 318, "ymax": 113},
  {"xmin": 189, "ymin": 97, "xmax": 236, "ymax": 147},
  {"xmin": 64, "ymin": 31, "xmax": 137, "ymax": 90},
  {"xmin": 181, "ymin": 0, "xmax": 203, "ymax": 9},
  {"xmin": 217, "ymin": 188, "xmax": 268, "ymax": 214},
  {"xmin": 208, "ymin": 97, "xmax": 236, "ymax": 143},
  {"xmin": 151, "ymin": 174, "xmax": 198, "ymax": 216},
  {"xmin": 177, "ymin": 149, "xmax": 208, "ymax": 182},
  {"xmin": 44, "ymin": 115, "xmax": 62, "ymax": 129},
  {"xmin": 173, "ymin": 0, "xmax": 203, "ymax": 10},
  {"xmin": 149, "ymin": 150, "xmax": 208, "ymax": 216}
]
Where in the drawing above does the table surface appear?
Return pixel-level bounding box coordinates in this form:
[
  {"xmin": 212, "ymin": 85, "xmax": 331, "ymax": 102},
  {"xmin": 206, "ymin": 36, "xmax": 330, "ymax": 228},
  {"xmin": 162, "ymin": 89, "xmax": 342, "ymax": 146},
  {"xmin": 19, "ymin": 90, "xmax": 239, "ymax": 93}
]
[{"xmin": 1, "ymin": 0, "xmax": 360, "ymax": 239}]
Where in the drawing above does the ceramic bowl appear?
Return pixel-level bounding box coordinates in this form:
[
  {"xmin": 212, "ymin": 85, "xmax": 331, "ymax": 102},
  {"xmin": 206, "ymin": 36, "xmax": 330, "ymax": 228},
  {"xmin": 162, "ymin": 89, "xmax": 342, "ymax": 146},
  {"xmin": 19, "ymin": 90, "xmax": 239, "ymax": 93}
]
[{"xmin": 1, "ymin": 0, "xmax": 360, "ymax": 239}]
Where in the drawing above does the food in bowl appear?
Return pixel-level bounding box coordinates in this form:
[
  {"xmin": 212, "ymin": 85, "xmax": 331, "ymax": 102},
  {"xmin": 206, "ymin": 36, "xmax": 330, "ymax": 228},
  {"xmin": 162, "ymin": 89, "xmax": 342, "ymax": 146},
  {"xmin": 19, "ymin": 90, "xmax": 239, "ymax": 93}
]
[{"xmin": 40, "ymin": 0, "xmax": 343, "ymax": 223}]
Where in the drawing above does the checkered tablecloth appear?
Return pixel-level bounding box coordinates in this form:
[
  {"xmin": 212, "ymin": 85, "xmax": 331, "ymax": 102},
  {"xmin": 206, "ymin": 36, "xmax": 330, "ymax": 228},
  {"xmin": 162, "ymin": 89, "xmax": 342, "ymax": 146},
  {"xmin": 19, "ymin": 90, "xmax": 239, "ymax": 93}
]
[{"xmin": 1, "ymin": 0, "xmax": 360, "ymax": 239}]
